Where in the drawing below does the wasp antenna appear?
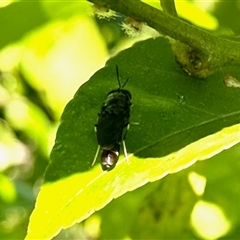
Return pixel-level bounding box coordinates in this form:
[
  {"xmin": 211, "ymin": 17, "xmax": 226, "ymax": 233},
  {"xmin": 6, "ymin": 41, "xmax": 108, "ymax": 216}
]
[
  {"xmin": 116, "ymin": 64, "xmax": 122, "ymax": 89},
  {"xmin": 122, "ymin": 77, "xmax": 129, "ymax": 88},
  {"xmin": 91, "ymin": 145, "xmax": 100, "ymax": 167},
  {"xmin": 122, "ymin": 140, "xmax": 129, "ymax": 162}
]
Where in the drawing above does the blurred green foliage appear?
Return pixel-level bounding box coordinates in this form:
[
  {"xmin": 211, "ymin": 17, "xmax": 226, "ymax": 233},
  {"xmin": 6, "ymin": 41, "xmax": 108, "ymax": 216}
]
[{"xmin": 0, "ymin": 0, "xmax": 240, "ymax": 239}]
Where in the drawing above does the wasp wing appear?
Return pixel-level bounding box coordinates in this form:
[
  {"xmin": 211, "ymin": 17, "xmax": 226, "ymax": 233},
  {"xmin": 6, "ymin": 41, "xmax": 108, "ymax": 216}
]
[
  {"xmin": 96, "ymin": 90, "xmax": 131, "ymax": 149},
  {"xmin": 96, "ymin": 111, "xmax": 129, "ymax": 149}
]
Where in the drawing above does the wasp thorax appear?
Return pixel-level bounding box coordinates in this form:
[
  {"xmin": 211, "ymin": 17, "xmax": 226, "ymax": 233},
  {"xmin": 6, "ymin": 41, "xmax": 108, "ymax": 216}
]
[
  {"xmin": 107, "ymin": 89, "xmax": 132, "ymax": 100},
  {"xmin": 101, "ymin": 149, "xmax": 119, "ymax": 171}
]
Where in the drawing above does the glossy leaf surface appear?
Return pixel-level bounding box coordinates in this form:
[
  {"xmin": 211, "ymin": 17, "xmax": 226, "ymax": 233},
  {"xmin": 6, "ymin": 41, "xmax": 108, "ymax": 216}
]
[{"xmin": 26, "ymin": 38, "xmax": 240, "ymax": 239}]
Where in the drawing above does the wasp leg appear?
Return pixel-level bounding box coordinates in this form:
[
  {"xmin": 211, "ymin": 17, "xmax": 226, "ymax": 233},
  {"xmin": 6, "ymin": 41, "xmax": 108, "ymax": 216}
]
[
  {"xmin": 122, "ymin": 140, "xmax": 129, "ymax": 163},
  {"xmin": 91, "ymin": 125, "xmax": 99, "ymax": 167},
  {"xmin": 91, "ymin": 145, "xmax": 100, "ymax": 167},
  {"xmin": 122, "ymin": 124, "xmax": 130, "ymax": 162},
  {"xmin": 123, "ymin": 123, "xmax": 130, "ymax": 140}
]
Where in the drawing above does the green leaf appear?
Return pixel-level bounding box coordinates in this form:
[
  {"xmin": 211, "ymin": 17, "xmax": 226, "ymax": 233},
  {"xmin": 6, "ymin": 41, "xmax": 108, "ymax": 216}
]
[{"xmin": 26, "ymin": 38, "xmax": 240, "ymax": 239}]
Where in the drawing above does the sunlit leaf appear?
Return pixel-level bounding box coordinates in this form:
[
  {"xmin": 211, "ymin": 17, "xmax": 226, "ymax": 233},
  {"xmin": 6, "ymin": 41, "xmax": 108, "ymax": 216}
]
[
  {"xmin": 0, "ymin": 173, "xmax": 17, "ymax": 203},
  {"xmin": 4, "ymin": 96, "xmax": 51, "ymax": 154},
  {"xmin": 41, "ymin": 0, "xmax": 90, "ymax": 19},
  {"xmin": 21, "ymin": 16, "xmax": 108, "ymax": 118},
  {"xmin": 26, "ymin": 38, "xmax": 240, "ymax": 239},
  {"xmin": 143, "ymin": 0, "xmax": 218, "ymax": 30}
]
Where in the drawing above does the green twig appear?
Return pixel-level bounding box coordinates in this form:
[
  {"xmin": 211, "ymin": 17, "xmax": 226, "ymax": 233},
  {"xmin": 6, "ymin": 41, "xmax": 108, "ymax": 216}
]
[
  {"xmin": 160, "ymin": 0, "xmax": 178, "ymax": 17},
  {"xmin": 89, "ymin": 0, "xmax": 240, "ymax": 78}
]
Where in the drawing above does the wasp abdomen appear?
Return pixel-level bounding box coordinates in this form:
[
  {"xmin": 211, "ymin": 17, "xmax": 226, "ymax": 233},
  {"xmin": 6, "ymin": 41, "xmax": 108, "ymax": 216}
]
[{"xmin": 101, "ymin": 143, "xmax": 120, "ymax": 170}]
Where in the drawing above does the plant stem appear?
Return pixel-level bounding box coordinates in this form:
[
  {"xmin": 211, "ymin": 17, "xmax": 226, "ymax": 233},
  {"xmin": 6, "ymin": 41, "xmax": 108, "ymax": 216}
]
[
  {"xmin": 160, "ymin": 0, "xmax": 178, "ymax": 17},
  {"xmin": 89, "ymin": 0, "xmax": 240, "ymax": 77}
]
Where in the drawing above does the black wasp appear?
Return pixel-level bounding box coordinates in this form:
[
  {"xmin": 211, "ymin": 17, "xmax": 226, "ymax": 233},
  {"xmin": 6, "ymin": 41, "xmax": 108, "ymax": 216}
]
[{"xmin": 92, "ymin": 65, "xmax": 132, "ymax": 171}]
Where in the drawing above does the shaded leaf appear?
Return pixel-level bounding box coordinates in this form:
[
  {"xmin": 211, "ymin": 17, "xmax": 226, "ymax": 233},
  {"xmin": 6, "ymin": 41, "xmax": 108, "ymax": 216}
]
[{"xmin": 0, "ymin": 1, "xmax": 48, "ymax": 49}]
